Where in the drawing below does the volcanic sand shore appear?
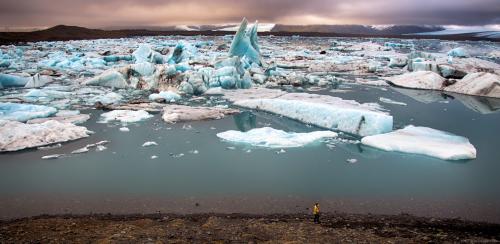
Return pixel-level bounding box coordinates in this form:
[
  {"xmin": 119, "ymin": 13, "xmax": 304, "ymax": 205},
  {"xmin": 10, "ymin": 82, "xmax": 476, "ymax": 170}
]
[{"xmin": 1, "ymin": 213, "xmax": 499, "ymax": 243}]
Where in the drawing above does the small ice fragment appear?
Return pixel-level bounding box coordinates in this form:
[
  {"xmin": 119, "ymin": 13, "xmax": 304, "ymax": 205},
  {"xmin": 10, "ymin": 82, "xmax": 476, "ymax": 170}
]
[
  {"xmin": 42, "ymin": 154, "xmax": 64, "ymax": 160},
  {"xmin": 276, "ymin": 149, "xmax": 286, "ymax": 154},
  {"xmin": 182, "ymin": 124, "xmax": 193, "ymax": 130},
  {"xmin": 172, "ymin": 153, "xmax": 184, "ymax": 158},
  {"xmin": 151, "ymin": 155, "xmax": 158, "ymax": 159},
  {"xmin": 346, "ymin": 158, "xmax": 358, "ymax": 164},
  {"xmin": 226, "ymin": 146, "xmax": 236, "ymax": 150},
  {"xmin": 379, "ymin": 97, "xmax": 407, "ymax": 106},
  {"xmin": 38, "ymin": 143, "xmax": 62, "ymax": 150},
  {"xmin": 72, "ymin": 146, "xmax": 90, "ymax": 154},
  {"xmin": 119, "ymin": 127, "xmax": 130, "ymax": 132},
  {"xmin": 96, "ymin": 145, "xmax": 107, "ymax": 152},
  {"xmin": 189, "ymin": 150, "xmax": 199, "ymax": 154},
  {"xmin": 142, "ymin": 141, "xmax": 158, "ymax": 147}
]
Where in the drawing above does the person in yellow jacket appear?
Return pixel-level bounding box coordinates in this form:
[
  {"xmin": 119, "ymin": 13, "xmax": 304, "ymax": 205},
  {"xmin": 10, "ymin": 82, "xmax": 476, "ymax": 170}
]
[{"xmin": 313, "ymin": 203, "xmax": 320, "ymax": 224}]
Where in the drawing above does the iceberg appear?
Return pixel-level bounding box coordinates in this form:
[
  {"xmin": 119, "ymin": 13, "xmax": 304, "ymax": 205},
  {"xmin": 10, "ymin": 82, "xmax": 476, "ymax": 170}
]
[
  {"xmin": 84, "ymin": 70, "xmax": 128, "ymax": 88},
  {"xmin": 162, "ymin": 105, "xmax": 239, "ymax": 123},
  {"xmin": 99, "ymin": 110, "xmax": 153, "ymax": 123},
  {"xmin": 234, "ymin": 93, "xmax": 393, "ymax": 137},
  {"xmin": 447, "ymin": 47, "xmax": 468, "ymax": 58},
  {"xmin": 444, "ymin": 72, "xmax": 500, "ymax": 98},
  {"xmin": 0, "ymin": 120, "xmax": 91, "ymax": 152},
  {"xmin": 228, "ymin": 18, "xmax": 261, "ymax": 65},
  {"xmin": 361, "ymin": 125, "xmax": 476, "ymax": 160},
  {"xmin": 217, "ymin": 127, "xmax": 337, "ymax": 148},
  {"xmin": 133, "ymin": 45, "xmax": 164, "ymax": 64},
  {"xmin": 0, "ymin": 103, "xmax": 57, "ymax": 122},
  {"xmin": 149, "ymin": 91, "xmax": 181, "ymax": 102},
  {"xmin": 385, "ymin": 71, "xmax": 445, "ymax": 90},
  {"xmin": 0, "ymin": 73, "xmax": 29, "ymax": 88}
]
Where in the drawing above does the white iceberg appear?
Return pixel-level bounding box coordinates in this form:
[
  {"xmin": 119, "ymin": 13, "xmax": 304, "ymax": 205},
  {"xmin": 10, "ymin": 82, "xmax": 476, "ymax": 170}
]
[
  {"xmin": 0, "ymin": 120, "xmax": 91, "ymax": 152},
  {"xmin": 217, "ymin": 127, "xmax": 337, "ymax": 148},
  {"xmin": 234, "ymin": 93, "xmax": 393, "ymax": 137},
  {"xmin": 385, "ymin": 71, "xmax": 445, "ymax": 90},
  {"xmin": 142, "ymin": 141, "xmax": 158, "ymax": 147},
  {"xmin": 361, "ymin": 125, "xmax": 476, "ymax": 160},
  {"xmin": 0, "ymin": 103, "xmax": 57, "ymax": 122},
  {"xmin": 99, "ymin": 110, "xmax": 153, "ymax": 123},
  {"xmin": 444, "ymin": 72, "xmax": 500, "ymax": 98},
  {"xmin": 149, "ymin": 91, "xmax": 181, "ymax": 102}
]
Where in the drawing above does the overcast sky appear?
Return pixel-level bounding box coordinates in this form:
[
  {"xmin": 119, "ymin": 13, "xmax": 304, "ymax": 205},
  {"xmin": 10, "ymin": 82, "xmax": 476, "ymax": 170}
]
[{"xmin": 0, "ymin": 0, "xmax": 499, "ymax": 27}]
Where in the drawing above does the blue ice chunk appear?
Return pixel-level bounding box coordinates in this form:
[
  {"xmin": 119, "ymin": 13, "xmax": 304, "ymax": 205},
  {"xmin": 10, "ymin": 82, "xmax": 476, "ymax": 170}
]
[
  {"xmin": 448, "ymin": 47, "xmax": 468, "ymax": 58},
  {"xmin": 0, "ymin": 60, "xmax": 10, "ymax": 68},
  {"xmin": 175, "ymin": 63, "xmax": 191, "ymax": 72},
  {"xmin": 220, "ymin": 76, "xmax": 237, "ymax": 89},
  {"xmin": 103, "ymin": 55, "xmax": 133, "ymax": 62},
  {"xmin": 0, "ymin": 73, "xmax": 29, "ymax": 88},
  {"xmin": 0, "ymin": 103, "xmax": 57, "ymax": 122},
  {"xmin": 168, "ymin": 42, "xmax": 197, "ymax": 64},
  {"xmin": 133, "ymin": 45, "xmax": 164, "ymax": 64},
  {"xmin": 228, "ymin": 18, "xmax": 261, "ymax": 65}
]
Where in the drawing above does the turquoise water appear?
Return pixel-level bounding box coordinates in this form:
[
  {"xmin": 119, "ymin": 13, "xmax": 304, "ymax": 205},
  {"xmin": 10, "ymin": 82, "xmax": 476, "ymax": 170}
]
[{"xmin": 1, "ymin": 84, "xmax": 500, "ymax": 222}]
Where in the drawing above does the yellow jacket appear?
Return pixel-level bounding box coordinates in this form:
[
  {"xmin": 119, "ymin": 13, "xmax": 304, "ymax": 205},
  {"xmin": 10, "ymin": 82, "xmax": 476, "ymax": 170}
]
[{"xmin": 313, "ymin": 205, "xmax": 320, "ymax": 215}]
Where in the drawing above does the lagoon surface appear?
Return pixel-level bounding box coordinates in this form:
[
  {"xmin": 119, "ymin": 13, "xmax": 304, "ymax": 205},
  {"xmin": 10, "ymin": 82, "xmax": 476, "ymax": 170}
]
[{"xmin": 1, "ymin": 84, "xmax": 500, "ymax": 222}]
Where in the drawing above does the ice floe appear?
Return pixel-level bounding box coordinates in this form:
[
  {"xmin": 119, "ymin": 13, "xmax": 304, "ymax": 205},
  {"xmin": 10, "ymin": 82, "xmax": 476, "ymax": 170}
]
[
  {"xmin": 217, "ymin": 127, "xmax": 338, "ymax": 148},
  {"xmin": 162, "ymin": 104, "xmax": 239, "ymax": 123},
  {"xmin": 99, "ymin": 110, "xmax": 153, "ymax": 123},
  {"xmin": 0, "ymin": 103, "xmax": 57, "ymax": 122},
  {"xmin": 361, "ymin": 125, "xmax": 476, "ymax": 160},
  {"xmin": 234, "ymin": 93, "xmax": 393, "ymax": 136},
  {"xmin": 0, "ymin": 120, "xmax": 91, "ymax": 152}
]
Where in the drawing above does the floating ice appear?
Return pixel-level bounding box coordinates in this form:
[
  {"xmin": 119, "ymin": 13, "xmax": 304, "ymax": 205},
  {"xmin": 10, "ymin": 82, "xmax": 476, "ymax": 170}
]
[
  {"xmin": 229, "ymin": 18, "xmax": 261, "ymax": 65},
  {"xmin": 361, "ymin": 125, "xmax": 476, "ymax": 160},
  {"xmin": 448, "ymin": 47, "xmax": 468, "ymax": 58},
  {"xmin": 217, "ymin": 127, "xmax": 337, "ymax": 148},
  {"xmin": 0, "ymin": 103, "xmax": 57, "ymax": 122},
  {"xmin": 119, "ymin": 127, "xmax": 130, "ymax": 132},
  {"xmin": 142, "ymin": 141, "xmax": 158, "ymax": 147},
  {"xmin": 445, "ymin": 72, "xmax": 500, "ymax": 98},
  {"xmin": 72, "ymin": 141, "xmax": 109, "ymax": 154},
  {"xmin": 149, "ymin": 91, "xmax": 181, "ymax": 102},
  {"xmin": 84, "ymin": 70, "xmax": 128, "ymax": 89},
  {"xmin": 133, "ymin": 45, "xmax": 164, "ymax": 64},
  {"xmin": 41, "ymin": 154, "xmax": 64, "ymax": 160},
  {"xmin": 99, "ymin": 110, "xmax": 153, "ymax": 123},
  {"xmin": 379, "ymin": 97, "xmax": 407, "ymax": 106},
  {"xmin": 0, "ymin": 73, "xmax": 29, "ymax": 88},
  {"xmin": 385, "ymin": 71, "xmax": 445, "ymax": 90},
  {"xmin": 234, "ymin": 93, "xmax": 393, "ymax": 137},
  {"xmin": 0, "ymin": 120, "xmax": 91, "ymax": 152},
  {"xmin": 162, "ymin": 105, "xmax": 239, "ymax": 123},
  {"xmin": 89, "ymin": 92, "xmax": 123, "ymax": 105}
]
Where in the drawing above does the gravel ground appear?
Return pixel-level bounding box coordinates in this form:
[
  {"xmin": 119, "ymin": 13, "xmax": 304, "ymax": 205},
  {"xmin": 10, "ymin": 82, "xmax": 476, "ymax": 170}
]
[{"xmin": 1, "ymin": 213, "xmax": 499, "ymax": 243}]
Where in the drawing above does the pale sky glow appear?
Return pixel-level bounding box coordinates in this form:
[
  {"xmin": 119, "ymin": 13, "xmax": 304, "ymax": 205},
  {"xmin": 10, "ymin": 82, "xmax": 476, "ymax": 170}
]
[{"xmin": 0, "ymin": 0, "xmax": 499, "ymax": 28}]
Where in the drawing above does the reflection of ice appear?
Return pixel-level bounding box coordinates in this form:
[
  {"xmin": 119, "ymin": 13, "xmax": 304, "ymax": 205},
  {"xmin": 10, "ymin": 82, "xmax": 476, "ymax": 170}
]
[
  {"xmin": 233, "ymin": 111, "xmax": 256, "ymax": 132},
  {"xmin": 392, "ymin": 87, "xmax": 500, "ymax": 114}
]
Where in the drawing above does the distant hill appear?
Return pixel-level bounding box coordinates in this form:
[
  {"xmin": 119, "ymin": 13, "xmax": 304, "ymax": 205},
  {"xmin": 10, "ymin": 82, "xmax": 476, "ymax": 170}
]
[
  {"xmin": 271, "ymin": 24, "xmax": 445, "ymax": 35},
  {"xmin": 0, "ymin": 24, "xmax": 496, "ymax": 45}
]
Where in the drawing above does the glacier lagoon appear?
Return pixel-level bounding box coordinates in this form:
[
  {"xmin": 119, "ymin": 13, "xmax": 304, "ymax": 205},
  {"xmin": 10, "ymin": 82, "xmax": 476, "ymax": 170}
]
[
  {"xmin": 1, "ymin": 24, "xmax": 500, "ymax": 222},
  {"xmin": 1, "ymin": 83, "xmax": 500, "ymax": 222}
]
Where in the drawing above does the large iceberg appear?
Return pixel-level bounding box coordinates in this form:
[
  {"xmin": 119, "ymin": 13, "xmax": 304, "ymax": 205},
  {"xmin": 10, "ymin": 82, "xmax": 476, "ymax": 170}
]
[
  {"xmin": 234, "ymin": 93, "xmax": 393, "ymax": 137},
  {"xmin": 228, "ymin": 18, "xmax": 261, "ymax": 65},
  {"xmin": 0, "ymin": 120, "xmax": 91, "ymax": 152},
  {"xmin": 217, "ymin": 127, "xmax": 337, "ymax": 148},
  {"xmin": 0, "ymin": 103, "xmax": 57, "ymax": 122},
  {"xmin": 361, "ymin": 125, "xmax": 476, "ymax": 160},
  {"xmin": 444, "ymin": 72, "xmax": 500, "ymax": 98}
]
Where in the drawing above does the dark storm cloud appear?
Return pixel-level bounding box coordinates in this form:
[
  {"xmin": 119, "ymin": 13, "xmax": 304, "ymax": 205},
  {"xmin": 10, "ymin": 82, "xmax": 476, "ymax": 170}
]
[{"xmin": 0, "ymin": 0, "xmax": 498, "ymax": 27}]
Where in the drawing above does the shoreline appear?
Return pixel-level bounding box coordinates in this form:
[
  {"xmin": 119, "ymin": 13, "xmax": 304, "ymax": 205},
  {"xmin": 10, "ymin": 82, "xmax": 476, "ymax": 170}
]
[{"xmin": 1, "ymin": 212, "xmax": 499, "ymax": 242}]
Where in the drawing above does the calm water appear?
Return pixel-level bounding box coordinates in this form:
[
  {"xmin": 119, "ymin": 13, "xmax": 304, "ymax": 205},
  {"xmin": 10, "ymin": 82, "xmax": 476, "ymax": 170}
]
[{"xmin": 1, "ymin": 84, "xmax": 500, "ymax": 222}]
